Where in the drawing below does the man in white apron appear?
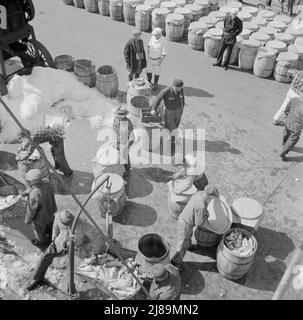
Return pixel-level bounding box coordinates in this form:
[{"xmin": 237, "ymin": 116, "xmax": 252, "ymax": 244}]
[{"xmin": 146, "ymin": 27, "xmax": 166, "ymax": 91}]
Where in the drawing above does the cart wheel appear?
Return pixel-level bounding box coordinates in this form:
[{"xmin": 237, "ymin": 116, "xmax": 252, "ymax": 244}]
[
  {"xmin": 24, "ymin": 40, "xmax": 55, "ymax": 68},
  {"xmin": 21, "ymin": 0, "xmax": 35, "ymax": 22}
]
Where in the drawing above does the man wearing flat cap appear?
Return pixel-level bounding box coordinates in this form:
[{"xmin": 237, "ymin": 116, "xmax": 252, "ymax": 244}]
[
  {"xmin": 151, "ymin": 79, "xmax": 185, "ymax": 133},
  {"xmin": 24, "ymin": 169, "xmax": 57, "ymax": 247},
  {"xmin": 123, "ymin": 29, "xmax": 147, "ymax": 81},
  {"xmin": 171, "ymin": 184, "xmax": 220, "ymax": 268},
  {"xmin": 147, "ymin": 263, "xmax": 181, "ymax": 300},
  {"xmin": 26, "ymin": 210, "xmax": 107, "ymax": 291},
  {"xmin": 112, "ymin": 106, "xmax": 135, "ymax": 176},
  {"xmin": 213, "ymin": 8, "xmax": 242, "ymax": 70}
]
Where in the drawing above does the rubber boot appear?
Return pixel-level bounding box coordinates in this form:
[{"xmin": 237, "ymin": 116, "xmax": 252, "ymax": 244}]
[{"xmin": 147, "ymin": 72, "xmax": 152, "ymax": 84}]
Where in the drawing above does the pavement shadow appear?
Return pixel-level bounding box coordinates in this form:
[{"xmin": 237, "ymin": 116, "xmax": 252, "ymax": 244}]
[
  {"xmin": 183, "ymin": 86, "xmax": 214, "ymax": 98},
  {"xmin": 292, "ymin": 146, "xmax": 303, "ymax": 154},
  {"xmin": 114, "ymin": 201, "xmax": 157, "ymax": 227},
  {"xmin": 286, "ymin": 155, "xmax": 303, "ymax": 163},
  {"xmin": 135, "ymin": 167, "xmax": 174, "ymax": 183},
  {"xmin": 50, "ymin": 170, "xmax": 94, "ymax": 195},
  {"xmin": 126, "ymin": 168, "xmax": 154, "ymax": 199},
  {"xmin": 0, "ymin": 151, "xmax": 18, "ymax": 170}
]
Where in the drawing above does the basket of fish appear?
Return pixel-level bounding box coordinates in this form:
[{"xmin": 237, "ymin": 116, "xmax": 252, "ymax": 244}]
[{"xmin": 76, "ymin": 253, "xmax": 143, "ymax": 300}]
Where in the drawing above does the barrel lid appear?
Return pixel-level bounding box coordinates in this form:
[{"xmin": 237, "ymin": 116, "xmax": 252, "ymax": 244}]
[
  {"xmin": 207, "ymin": 27, "xmax": 223, "ymax": 37},
  {"xmin": 161, "ymin": 1, "xmax": 177, "ymax": 9},
  {"xmin": 95, "ymin": 145, "xmax": 120, "ymax": 165},
  {"xmin": 203, "ymin": 195, "xmax": 233, "ymax": 235},
  {"xmin": 98, "ymin": 173, "xmax": 124, "ymax": 193},
  {"xmin": 166, "ymin": 12, "xmax": 184, "ymax": 23},
  {"xmin": 110, "ymin": 0, "xmax": 123, "ymax": 4},
  {"xmin": 277, "ymin": 51, "xmax": 298, "ymax": 62},
  {"xmin": 275, "ymin": 32, "xmax": 294, "ymax": 42},
  {"xmin": 295, "ymin": 36, "xmax": 303, "ymax": 46},
  {"xmin": 174, "ymin": 7, "xmax": 192, "ymax": 15},
  {"xmin": 286, "ymin": 26, "xmax": 303, "ymax": 37},
  {"xmin": 215, "ymin": 21, "xmax": 224, "ymax": 30},
  {"xmin": 152, "ymin": 7, "xmax": 169, "ymax": 15},
  {"xmin": 194, "ymin": 0, "xmax": 210, "ymax": 7},
  {"xmin": 189, "ymin": 21, "xmax": 208, "ymax": 33},
  {"xmin": 274, "ymin": 14, "xmax": 292, "ymax": 25},
  {"xmin": 243, "ymin": 22, "xmax": 259, "ymax": 31},
  {"xmin": 259, "ymin": 10, "xmax": 276, "ymax": 19},
  {"xmin": 231, "ymin": 198, "xmax": 263, "ymax": 220},
  {"xmin": 242, "ymin": 6, "xmax": 258, "ymax": 15},
  {"xmin": 288, "ymin": 44, "xmax": 303, "ymax": 55},
  {"xmin": 185, "ymin": 4, "xmax": 202, "ymax": 14},
  {"xmin": 239, "ymin": 28, "xmax": 251, "ymax": 39},
  {"xmin": 257, "ymin": 46, "xmax": 277, "ymax": 58},
  {"xmin": 136, "ymin": 4, "xmax": 151, "ymax": 10},
  {"xmin": 260, "ymin": 26, "xmax": 276, "ymax": 35},
  {"xmin": 238, "ymin": 11, "xmax": 252, "ymax": 20},
  {"xmin": 268, "ymin": 20, "xmax": 287, "ymax": 29},
  {"xmin": 266, "ymin": 40, "xmax": 287, "ymax": 50},
  {"xmin": 227, "ymin": 1, "xmax": 242, "ymax": 9},
  {"xmin": 144, "ymin": 0, "xmax": 160, "ymax": 6},
  {"xmin": 123, "ymin": 0, "xmax": 144, "ymax": 4},
  {"xmin": 214, "ymin": 11, "xmax": 226, "ymax": 19},
  {"xmin": 251, "ymin": 31, "xmax": 270, "ymax": 41},
  {"xmin": 251, "ymin": 17, "xmax": 268, "ymax": 27},
  {"xmin": 172, "ymin": 0, "xmax": 186, "ymax": 5},
  {"xmin": 219, "ymin": 6, "xmax": 233, "ymax": 13},
  {"xmin": 167, "ymin": 179, "xmax": 197, "ymax": 195},
  {"xmin": 242, "ymin": 39, "xmax": 261, "ymax": 47}
]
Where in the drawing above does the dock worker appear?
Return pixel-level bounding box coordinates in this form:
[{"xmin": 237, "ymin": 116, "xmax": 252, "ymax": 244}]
[
  {"xmin": 16, "ymin": 125, "xmax": 73, "ymax": 180},
  {"xmin": 112, "ymin": 106, "xmax": 135, "ymax": 176},
  {"xmin": 273, "ymin": 70, "xmax": 303, "ymax": 126},
  {"xmin": 23, "ymin": 169, "xmax": 57, "ymax": 247},
  {"xmin": 171, "ymin": 185, "xmax": 221, "ymax": 268},
  {"xmin": 280, "ymin": 97, "xmax": 303, "ymax": 161},
  {"xmin": 147, "ymin": 263, "xmax": 181, "ymax": 300},
  {"xmin": 147, "ymin": 27, "xmax": 167, "ymax": 91},
  {"xmin": 26, "ymin": 210, "xmax": 107, "ymax": 292},
  {"xmin": 151, "ymin": 79, "xmax": 185, "ymax": 134},
  {"xmin": 213, "ymin": 8, "xmax": 243, "ymax": 70},
  {"xmin": 124, "ymin": 29, "xmax": 147, "ymax": 81}
]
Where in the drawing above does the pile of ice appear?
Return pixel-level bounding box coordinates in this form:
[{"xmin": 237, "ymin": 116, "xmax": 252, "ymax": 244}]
[{"xmin": 0, "ymin": 67, "xmax": 120, "ymax": 142}]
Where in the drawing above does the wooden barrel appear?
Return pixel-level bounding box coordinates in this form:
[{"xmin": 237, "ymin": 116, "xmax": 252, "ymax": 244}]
[
  {"xmin": 259, "ymin": 26, "xmax": 276, "ymax": 40},
  {"xmin": 203, "ymin": 28, "xmax": 223, "ymax": 58},
  {"xmin": 188, "ymin": 21, "xmax": 207, "ymax": 50},
  {"xmin": 174, "ymin": 7, "xmax": 193, "ymax": 36},
  {"xmin": 268, "ymin": 20, "xmax": 287, "ymax": 33},
  {"xmin": 242, "ymin": 6, "xmax": 258, "ymax": 17},
  {"xmin": 138, "ymin": 233, "xmax": 170, "ymax": 271},
  {"xmin": 243, "ymin": 22, "xmax": 260, "ymax": 34},
  {"xmin": 73, "ymin": 0, "xmax": 85, "ymax": 7},
  {"xmin": 55, "ymin": 55, "xmax": 74, "ymax": 72},
  {"xmin": 135, "ymin": 4, "xmax": 152, "ymax": 31},
  {"xmin": 275, "ymin": 32, "xmax": 294, "ymax": 47},
  {"xmin": 18, "ymin": 157, "xmax": 50, "ymax": 185},
  {"xmin": 96, "ymin": 65, "xmax": 119, "ymax": 98},
  {"xmin": 238, "ymin": 29, "xmax": 251, "ymax": 41},
  {"xmin": 253, "ymin": 47, "xmax": 277, "ymax": 78},
  {"xmin": 144, "ymin": 0, "xmax": 160, "ymax": 10},
  {"xmin": 199, "ymin": 15, "xmax": 218, "ymax": 29},
  {"xmin": 250, "ymin": 32, "xmax": 270, "ymax": 46},
  {"xmin": 288, "ymin": 45, "xmax": 303, "ymax": 70},
  {"xmin": 238, "ymin": 39, "xmax": 261, "ymax": 71},
  {"xmin": 152, "ymin": 8, "xmax": 169, "ymax": 35},
  {"xmin": 161, "ymin": 1, "xmax": 177, "ymax": 13},
  {"xmin": 74, "ymin": 59, "xmax": 96, "ymax": 87},
  {"xmin": 123, "ymin": 0, "xmax": 144, "ymax": 25},
  {"xmin": 274, "ymin": 14, "xmax": 292, "ymax": 26},
  {"xmin": 286, "ymin": 26, "xmax": 303, "ymax": 43},
  {"xmin": 194, "ymin": 0, "xmax": 209, "ymax": 17},
  {"xmin": 165, "ymin": 13, "xmax": 184, "ymax": 42},
  {"xmin": 140, "ymin": 120, "xmax": 163, "ymax": 153},
  {"xmin": 109, "ymin": 0, "xmax": 124, "ymax": 21},
  {"xmin": 93, "ymin": 173, "xmax": 126, "ymax": 218},
  {"xmin": 172, "ymin": 0, "xmax": 186, "ymax": 8},
  {"xmin": 215, "ymin": 20, "xmax": 224, "ymax": 30},
  {"xmin": 213, "ymin": 11, "xmax": 226, "ymax": 22},
  {"xmin": 63, "ymin": 0, "xmax": 74, "ymax": 5},
  {"xmin": 258, "ymin": 9, "xmax": 276, "ymax": 21},
  {"xmin": 128, "ymin": 95, "xmax": 151, "ymax": 127},
  {"xmin": 227, "ymin": 1, "xmax": 242, "ymax": 10},
  {"xmin": 84, "ymin": 0, "xmax": 99, "ymax": 12},
  {"xmin": 223, "ymin": 41, "xmax": 240, "ymax": 65},
  {"xmin": 238, "ymin": 11, "xmax": 252, "ymax": 23},
  {"xmin": 194, "ymin": 226, "xmax": 221, "ymax": 248},
  {"xmin": 127, "ymin": 78, "xmax": 152, "ymax": 106},
  {"xmin": 216, "ymin": 228, "xmax": 257, "ymax": 280},
  {"xmin": 274, "ymin": 52, "xmax": 298, "ymax": 83},
  {"xmin": 251, "ymin": 17, "xmax": 268, "ymax": 28},
  {"xmin": 98, "ymin": 0, "xmax": 110, "ymax": 16},
  {"xmin": 266, "ymin": 40, "xmax": 287, "ymax": 54}
]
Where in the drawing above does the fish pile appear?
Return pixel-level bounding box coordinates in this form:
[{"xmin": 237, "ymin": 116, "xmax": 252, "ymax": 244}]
[
  {"xmin": 224, "ymin": 229, "xmax": 256, "ymax": 257},
  {"xmin": 77, "ymin": 254, "xmax": 141, "ymax": 299}
]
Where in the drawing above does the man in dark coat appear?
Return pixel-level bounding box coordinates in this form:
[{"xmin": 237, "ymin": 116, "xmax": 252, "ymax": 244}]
[
  {"xmin": 213, "ymin": 8, "xmax": 243, "ymax": 70},
  {"xmin": 280, "ymin": 97, "xmax": 303, "ymax": 161},
  {"xmin": 24, "ymin": 169, "xmax": 57, "ymax": 247},
  {"xmin": 123, "ymin": 29, "xmax": 147, "ymax": 81}
]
